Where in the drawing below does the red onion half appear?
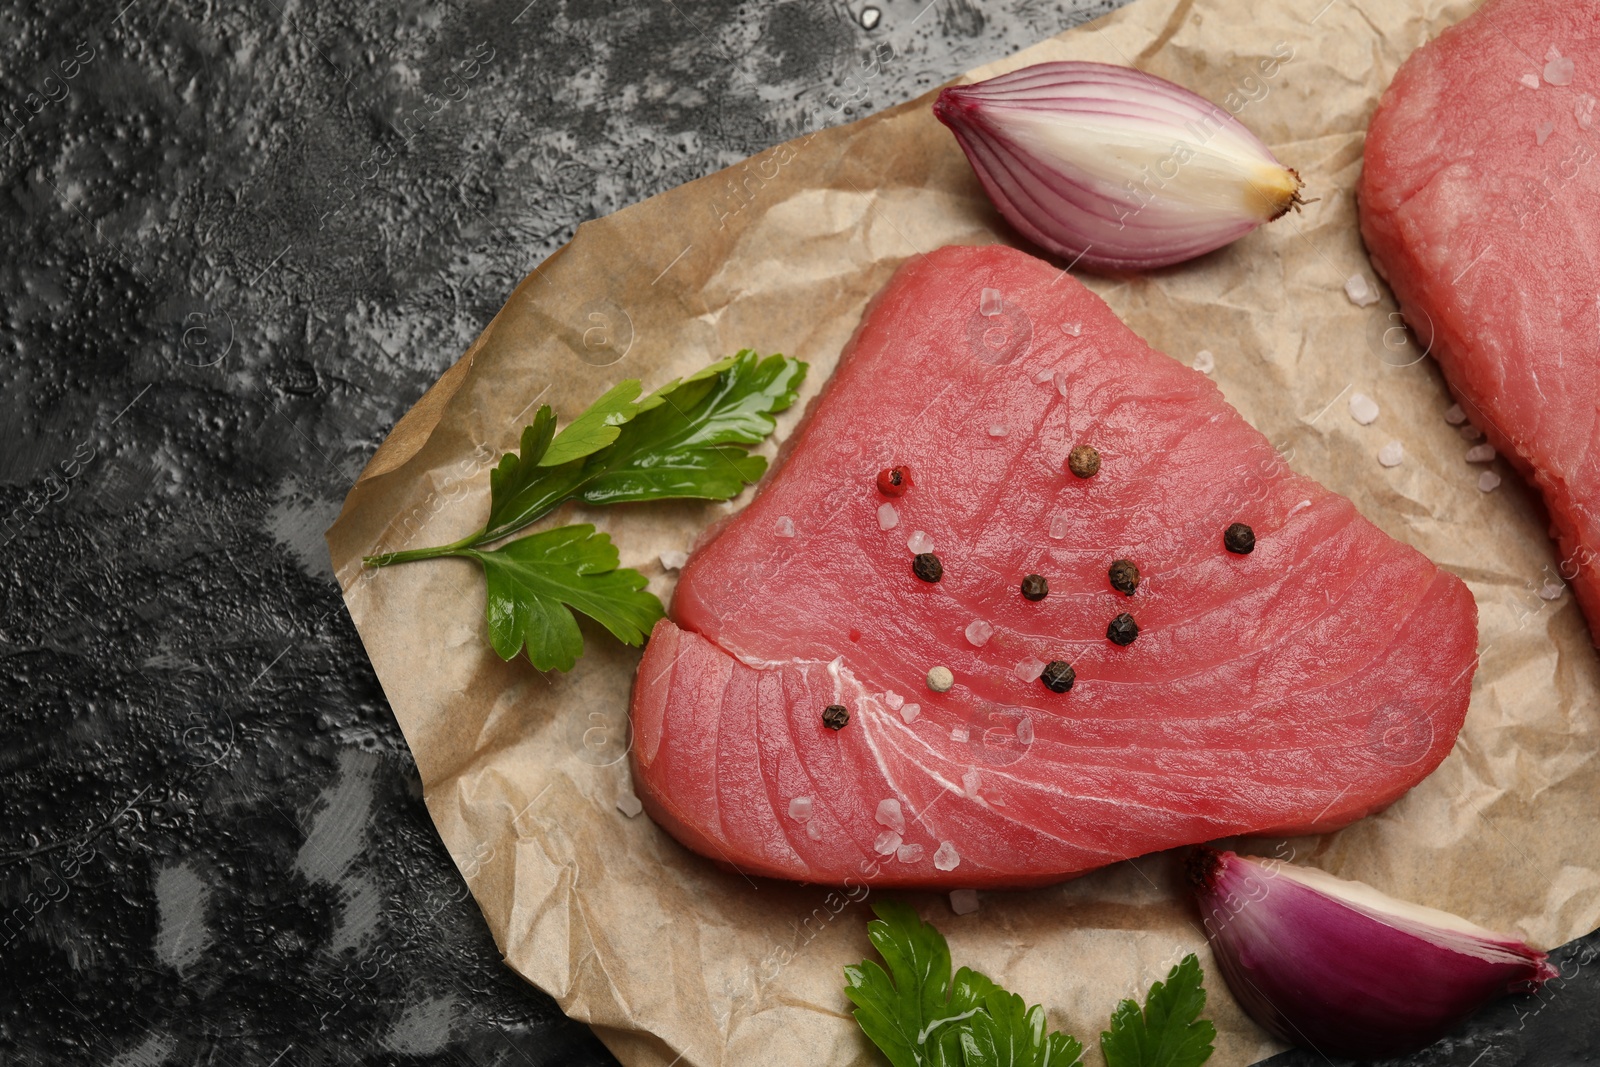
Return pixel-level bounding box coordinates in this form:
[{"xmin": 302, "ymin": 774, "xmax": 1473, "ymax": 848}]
[
  {"xmin": 1189, "ymin": 847, "xmax": 1556, "ymax": 1059},
  {"xmin": 934, "ymin": 61, "xmax": 1304, "ymax": 271}
]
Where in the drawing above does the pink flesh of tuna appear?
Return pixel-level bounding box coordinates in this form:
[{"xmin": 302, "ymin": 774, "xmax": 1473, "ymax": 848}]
[
  {"xmin": 1360, "ymin": 0, "xmax": 1600, "ymax": 638},
  {"xmin": 630, "ymin": 243, "xmax": 1477, "ymax": 888}
]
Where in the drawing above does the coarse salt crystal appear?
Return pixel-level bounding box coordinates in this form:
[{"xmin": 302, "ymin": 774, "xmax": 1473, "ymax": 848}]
[
  {"xmin": 878, "ymin": 502, "xmax": 900, "ymax": 530},
  {"xmin": 1537, "ymin": 121, "xmax": 1555, "ymax": 146},
  {"xmin": 1288, "ymin": 499, "xmax": 1313, "ymax": 518},
  {"xmin": 616, "ymin": 791, "xmax": 643, "ymax": 818},
  {"xmin": 1349, "ymin": 392, "xmax": 1380, "ymax": 425},
  {"xmin": 874, "ymin": 829, "xmax": 903, "ymax": 856},
  {"xmin": 659, "ymin": 550, "xmax": 688, "ymax": 571},
  {"xmin": 1461, "ymin": 424, "xmax": 1485, "ymax": 441},
  {"xmin": 1520, "ymin": 72, "xmax": 1541, "ymax": 89},
  {"xmin": 1063, "ymin": 322, "xmax": 1082, "ymax": 337},
  {"xmin": 1465, "ymin": 443, "xmax": 1496, "ymax": 463},
  {"xmin": 788, "ymin": 796, "xmax": 814, "ymax": 821},
  {"xmin": 907, "ymin": 530, "xmax": 934, "ymax": 554},
  {"xmin": 1013, "ymin": 657, "xmax": 1046, "ymax": 683},
  {"xmin": 933, "ymin": 841, "xmax": 961, "ymax": 871},
  {"xmin": 1344, "ymin": 274, "xmax": 1380, "ymax": 307},
  {"xmin": 1033, "ymin": 366, "xmax": 1057, "ymax": 384},
  {"xmin": 900, "ymin": 702, "xmax": 921, "ymax": 724},
  {"xmin": 1478, "ymin": 470, "xmax": 1502, "ymax": 492},
  {"xmin": 896, "ymin": 843, "xmax": 925, "ymax": 863},
  {"xmin": 1378, "ymin": 440, "xmax": 1405, "ymax": 468},
  {"xmin": 964, "ymin": 619, "xmax": 993, "ymax": 647},
  {"xmin": 962, "ymin": 769, "xmax": 981, "ymax": 797},
  {"xmin": 1546, "ymin": 55, "xmax": 1576, "ymax": 86},
  {"xmin": 1540, "ymin": 581, "xmax": 1565, "ymax": 601},
  {"xmin": 980, "ymin": 287, "xmax": 1003, "ymax": 316},
  {"xmin": 1548, "ymin": 44, "xmax": 1564, "ymax": 61},
  {"xmin": 806, "ymin": 821, "xmax": 822, "ymax": 840},
  {"xmin": 1444, "ymin": 404, "xmax": 1467, "ymax": 425},
  {"xmin": 1578, "ymin": 94, "xmax": 1597, "ymax": 130},
  {"xmin": 884, "ymin": 690, "xmax": 904, "ymax": 710},
  {"xmin": 876, "ymin": 798, "xmax": 906, "ymax": 833},
  {"xmin": 775, "ymin": 516, "xmax": 796, "ymax": 538},
  {"xmin": 1016, "ymin": 717, "xmax": 1034, "ymax": 745},
  {"xmin": 1054, "ymin": 370, "xmax": 1070, "ymax": 398},
  {"xmin": 1192, "ymin": 349, "xmax": 1215, "ymax": 374},
  {"xmin": 1048, "ymin": 514, "xmax": 1068, "ymax": 540},
  {"xmin": 950, "ymin": 725, "xmax": 970, "ymax": 743},
  {"xmin": 988, "ymin": 423, "xmax": 1009, "ymax": 437},
  {"xmin": 949, "ymin": 889, "xmax": 980, "ymax": 915}
]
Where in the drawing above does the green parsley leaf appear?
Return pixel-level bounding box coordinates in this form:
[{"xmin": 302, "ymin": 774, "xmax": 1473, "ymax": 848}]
[
  {"xmin": 466, "ymin": 524, "xmax": 664, "ymax": 673},
  {"xmin": 479, "ymin": 350, "xmax": 805, "ymax": 543},
  {"xmin": 577, "ymin": 349, "xmax": 806, "ymax": 506},
  {"xmin": 960, "ymin": 984, "xmax": 1084, "ymax": 1067},
  {"xmin": 845, "ymin": 901, "xmax": 1084, "ymax": 1067},
  {"xmin": 1099, "ymin": 955, "xmax": 1216, "ymax": 1067},
  {"xmin": 487, "ymin": 406, "xmax": 559, "ymax": 507},
  {"xmin": 538, "ymin": 379, "xmax": 658, "ymax": 468},
  {"xmin": 844, "ymin": 900, "xmax": 982, "ymax": 1067},
  {"xmin": 363, "ymin": 352, "xmax": 803, "ymax": 673}
]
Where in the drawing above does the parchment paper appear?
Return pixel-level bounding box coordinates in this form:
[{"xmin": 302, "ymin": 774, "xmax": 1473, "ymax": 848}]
[{"xmin": 325, "ymin": 0, "xmax": 1600, "ymax": 1062}]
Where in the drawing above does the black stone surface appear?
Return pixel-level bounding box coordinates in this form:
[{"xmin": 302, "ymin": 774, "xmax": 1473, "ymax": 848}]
[{"xmin": 1, "ymin": 0, "xmax": 1595, "ymax": 1064}]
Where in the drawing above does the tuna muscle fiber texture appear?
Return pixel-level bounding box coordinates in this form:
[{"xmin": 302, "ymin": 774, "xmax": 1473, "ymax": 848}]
[
  {"xmin": 1360, "ymin": 0, "xmax": 1600, "ymax": 640},
  {"xmin": 630, "ymin": 244, "xmax": 1477, "ymax": 889}
]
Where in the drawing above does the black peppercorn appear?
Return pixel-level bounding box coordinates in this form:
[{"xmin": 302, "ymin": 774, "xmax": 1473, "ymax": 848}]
[
  {"xmin": 822, "ymin": 704, "xmax": 849, "ymax": 730},
  {"xmin": 1224, "ymin": 522, "xmax": 1256, "ymax": 554},
  {"xmin": 1040, "ymin": 660, "xmax": 1076, "ymax": 693},
  {"xmin": 1108, "ymin": 559, "xmax": 1140, "ymax": 596},
  {"xmin": 1020, "ymin": 574, "xmax": 1049, "ymax": 601},
  {"xmin": 912, "ymin": 552, "xmax": 943, "ymax": 582},
  {"xmin": 1107, "ymin": 612, "xmax": 1139, "ymax": 646},
  {"xmin": 1067, "ymin": 445, "xmax": 1102, "ymax": 479}
]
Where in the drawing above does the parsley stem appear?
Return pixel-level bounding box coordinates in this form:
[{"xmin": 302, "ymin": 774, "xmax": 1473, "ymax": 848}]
[{"xmin": 362, "ymin": 531, "xmax": 482, "ymax": 568}]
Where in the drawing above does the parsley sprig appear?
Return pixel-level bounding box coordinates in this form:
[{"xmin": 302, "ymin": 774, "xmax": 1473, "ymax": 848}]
[
  {"xmin": 1100, "ymin": 953, "xmax": 1215, "ymax": 1067},
  {"xmin": 364, "ymin": 350, "xmax": 807, "ymax": 671},
  {"xmin": 846, "ymin": 901, "xmax": 1214, "ymax": 1067}
]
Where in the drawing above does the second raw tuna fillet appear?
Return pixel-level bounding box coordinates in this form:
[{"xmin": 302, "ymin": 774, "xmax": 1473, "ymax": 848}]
[{"xmin": 1361, "ymin": 0, "xmax": 1600, "ymax": 637}]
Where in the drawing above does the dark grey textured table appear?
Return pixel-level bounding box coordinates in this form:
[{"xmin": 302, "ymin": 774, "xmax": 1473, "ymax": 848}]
[{"xmin": 1, "ymin": 0, "xmax": 1595, "ymax": 1063}]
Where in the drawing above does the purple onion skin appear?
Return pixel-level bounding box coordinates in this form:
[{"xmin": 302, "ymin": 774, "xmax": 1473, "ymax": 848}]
[
  {"xmin": 933, "ymin": 85, "xmax": 1207, "ymax": 272},
  {"xmin": 1190, "ymin": 848, "xmax": 1556, "ymax": 1059},
  {"xmin": 933, "ymin": 62, "xmax": 1301, "ymax": 272}
]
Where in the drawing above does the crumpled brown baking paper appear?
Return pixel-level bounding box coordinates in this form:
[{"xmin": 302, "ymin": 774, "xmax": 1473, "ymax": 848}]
[{"xmin": 325, "ymin": 0, "xmax": 1600, "ymax": 1061}]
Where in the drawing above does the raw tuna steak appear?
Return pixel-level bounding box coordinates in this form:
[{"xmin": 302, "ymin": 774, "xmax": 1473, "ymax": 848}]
[
  {"xmin": 630, "ymin": 244, "xmax": 1477, "ymax": 889},
  {"xmin": 1360, "ymin": 0, "xmax": 1600, "ymax": 635}
]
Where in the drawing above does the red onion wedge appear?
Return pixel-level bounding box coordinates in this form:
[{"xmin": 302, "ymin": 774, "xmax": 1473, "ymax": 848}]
[
  {"xmin": 1188, "ymin": 847, "xmax": 1556, "ymax": 1059},
  {"xmin": 933, "ymin": 61, "xmax": 1305, "ymax": 271}
]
